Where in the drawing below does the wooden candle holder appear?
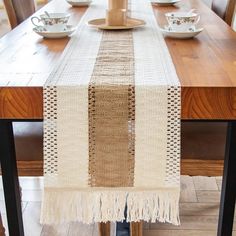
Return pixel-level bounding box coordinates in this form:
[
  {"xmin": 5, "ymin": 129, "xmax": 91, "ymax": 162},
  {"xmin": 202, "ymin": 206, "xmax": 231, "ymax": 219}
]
[
  {"xmin": 106, "ymin": 0, "xmax": 128, "ymax": 26},
  {"xmin": 108, "ymin": 0, "xmax": 128, "ymax": 10}
]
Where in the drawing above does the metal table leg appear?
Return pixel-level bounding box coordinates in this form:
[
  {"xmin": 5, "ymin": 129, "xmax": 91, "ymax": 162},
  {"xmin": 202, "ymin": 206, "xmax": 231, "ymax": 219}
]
[
  {"xmin": 116, "ymin": 221, "xmax": 130, "ymax": 236},
  {"xmin": 116, "ymin": 206, "xmax": 130, "ymax": 236},
  {"xmin": 0, "ymin": 120, "xmax": 24, "ymax": 236},
  {"xmin": 217, "ymin": 121, "xmax": 236, "ymax": 236}
]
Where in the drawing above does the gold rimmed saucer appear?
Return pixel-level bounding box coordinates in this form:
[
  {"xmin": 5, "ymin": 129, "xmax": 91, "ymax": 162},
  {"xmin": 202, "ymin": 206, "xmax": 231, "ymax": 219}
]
[
  {"xmin": 87, "ymin": 18, "xmax": 146, "ymax": 30},
  {"xmin": 152, "ymin": 0, "xmax": 180, "ymax": 6}
]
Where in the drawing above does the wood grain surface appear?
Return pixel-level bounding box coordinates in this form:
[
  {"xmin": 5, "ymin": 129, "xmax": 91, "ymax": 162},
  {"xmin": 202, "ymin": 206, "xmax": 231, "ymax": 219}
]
[
  {"xmin": 0, "ymin": 87, "xmax": 43, "ymax": 119},
  {"xmin": 0, "ymin": 0, "xmax": 236, "ymax": 119},
  {"xmin": 181, "ymin": 159, "xmax": 224, "ymax": 176},
  {"xmin": 13, "ymin": 159, "xmax": 224, "ymax": 177},
  {"xmin": 181, "ymin": 87, "xmax": 236, "ymax": 119}
]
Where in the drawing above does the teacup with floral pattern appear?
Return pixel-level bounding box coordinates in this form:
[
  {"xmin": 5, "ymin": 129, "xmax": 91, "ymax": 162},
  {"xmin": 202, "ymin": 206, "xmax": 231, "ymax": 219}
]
[
  {"xmin": 165, "ymin": 10, "xmax": 200, "ymax": 32},
  {"xmin": 31, "ymin": 13, "xmax": 70, "ymax": 32}
]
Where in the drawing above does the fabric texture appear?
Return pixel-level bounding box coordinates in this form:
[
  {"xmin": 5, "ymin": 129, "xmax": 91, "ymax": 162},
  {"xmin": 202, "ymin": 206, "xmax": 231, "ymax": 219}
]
[{"xmin": 41, "ymin": 0, "xmax": 181, "ymax": 225}]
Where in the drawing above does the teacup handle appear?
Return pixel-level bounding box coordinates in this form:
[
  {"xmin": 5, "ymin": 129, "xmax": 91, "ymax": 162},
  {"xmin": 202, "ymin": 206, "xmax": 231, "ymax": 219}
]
[
  {"xmin": 188, "ymin": 9, "xmax": 200, "ymax": 25},
  {"xmin": 188, "ymin": 8, "xmax": 197, "ymax": 14},
  {"xmin": 195, "ymin": 14, "xmax": 201, "ymax": 25},
  {"xmin": 31, "ymin": 16, "xmax": 42, "ymax": 27}
]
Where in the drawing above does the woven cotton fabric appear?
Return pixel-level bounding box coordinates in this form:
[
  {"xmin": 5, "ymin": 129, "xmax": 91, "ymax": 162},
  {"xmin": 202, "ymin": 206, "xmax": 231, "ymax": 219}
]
[{"xmin": 41, "ymin": 0, "xmax": 181, "ymax": 225}]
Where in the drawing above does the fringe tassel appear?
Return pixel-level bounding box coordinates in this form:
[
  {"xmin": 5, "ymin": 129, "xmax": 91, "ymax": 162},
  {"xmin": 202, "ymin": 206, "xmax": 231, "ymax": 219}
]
[{"xmin": 40, "ymin": 188, "xmax": 180, "ymax": 225}]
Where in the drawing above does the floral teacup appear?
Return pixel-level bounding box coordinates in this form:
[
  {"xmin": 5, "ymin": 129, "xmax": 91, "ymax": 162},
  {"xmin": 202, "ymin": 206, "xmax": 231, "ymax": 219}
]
[
  {"xmin": 165, "ymin": 10, "xmax": 200, "ymax": 32},
  {"xmin": 31, "ymin": 13, "xmax": 70, "ymax": 32}
]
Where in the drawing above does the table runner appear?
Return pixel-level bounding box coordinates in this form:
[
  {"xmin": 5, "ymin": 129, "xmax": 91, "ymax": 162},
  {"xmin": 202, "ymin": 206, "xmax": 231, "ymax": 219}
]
[{"xmin": 41, "ymin": 0, "xmax": 181, "ymax": 225}]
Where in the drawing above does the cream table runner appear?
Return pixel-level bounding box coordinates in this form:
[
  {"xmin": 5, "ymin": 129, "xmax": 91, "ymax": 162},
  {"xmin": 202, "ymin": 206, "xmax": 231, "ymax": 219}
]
[{"xmin": 41, "ymin": 0, "xmax": 181, "ymax": 225}]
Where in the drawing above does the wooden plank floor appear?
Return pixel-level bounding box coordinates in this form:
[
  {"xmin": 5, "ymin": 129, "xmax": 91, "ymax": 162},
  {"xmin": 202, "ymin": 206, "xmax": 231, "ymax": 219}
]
[{"xmin": 0, "ymin": 176, "xmax": 235, "ymax": 236}]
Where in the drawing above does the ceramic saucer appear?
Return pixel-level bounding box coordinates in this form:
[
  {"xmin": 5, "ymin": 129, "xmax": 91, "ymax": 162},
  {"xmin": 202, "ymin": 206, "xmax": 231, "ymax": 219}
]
[
  {"xmin": 160, "ymin": 26, "xmax": 203, "ymax": 39},
  {"xmin": 33, "ymin": 25, "xmax": 76, "ymax": 38},
  {"xmin": 66, "ymin": 0, "xmax": 92, "ymax": 6},
  {"xmin": 152, "ymin": 0, "xmax": 181, "ymax": 6},
  {"xmin": 87, "ymin": 18, "xmax": 145, "ymax": 30}
]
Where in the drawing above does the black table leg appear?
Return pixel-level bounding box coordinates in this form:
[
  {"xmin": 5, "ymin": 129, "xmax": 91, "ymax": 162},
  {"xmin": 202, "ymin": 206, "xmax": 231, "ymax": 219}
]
[
  {"xmin": 217, "ymin": 121, "xmax": 236, "ymax": 236},
  {"xmin": 116, "ymin": 221, "xmax": 130, "ymax": 236},
  {"xmin": 0, "ymin": 120, "xmax": 24, "ymax": 236},
  {"xmin": 116, "ymin": 206, "xmax": 130, "ymax": 236}
]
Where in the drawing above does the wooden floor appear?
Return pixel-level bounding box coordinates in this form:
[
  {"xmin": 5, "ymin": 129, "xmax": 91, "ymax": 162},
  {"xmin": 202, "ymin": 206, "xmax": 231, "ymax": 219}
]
[{"xmin": 0, "ymin": 175, "xmax": 235, "ymax": 236}]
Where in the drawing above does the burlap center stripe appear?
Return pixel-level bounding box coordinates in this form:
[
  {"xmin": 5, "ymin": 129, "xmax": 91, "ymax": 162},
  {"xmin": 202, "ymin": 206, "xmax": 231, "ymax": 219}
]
[{"xmin": 88, "ymin": 31, "xmax": 135, "ymax": 187}]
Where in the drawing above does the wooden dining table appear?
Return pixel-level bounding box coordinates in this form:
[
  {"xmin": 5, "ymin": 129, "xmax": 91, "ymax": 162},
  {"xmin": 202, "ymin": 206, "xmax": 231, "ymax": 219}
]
[{"xmin": 0, "ymin": 0, "xmax": 236, "ymax": 235}]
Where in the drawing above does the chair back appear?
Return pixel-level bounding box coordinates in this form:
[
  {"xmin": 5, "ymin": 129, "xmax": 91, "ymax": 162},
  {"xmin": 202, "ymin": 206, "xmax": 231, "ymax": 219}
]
[
  {"xmin": 3, "ymin": 0, "xmax": 35, "ymax": 28},
  {"xmin": 212, "ymin": 0, "xmax": 236, "ymax": 25}
]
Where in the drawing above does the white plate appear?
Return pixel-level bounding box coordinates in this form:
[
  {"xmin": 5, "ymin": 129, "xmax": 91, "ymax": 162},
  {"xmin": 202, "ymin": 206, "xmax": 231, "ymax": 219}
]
[
  {"xmin": 33, "ymin": 25, "xmax": 76, "ymax": 38},
  {"xmin": 152, "ymin": 0, "xmax": 180, "ymax": 6},
  {"xmin": 66, "ymin": 0, "xmax": 92, "ymax": 6},
  {"xmin": 160, "ymin": 26, "xmax": 203, "ymax": 39}
]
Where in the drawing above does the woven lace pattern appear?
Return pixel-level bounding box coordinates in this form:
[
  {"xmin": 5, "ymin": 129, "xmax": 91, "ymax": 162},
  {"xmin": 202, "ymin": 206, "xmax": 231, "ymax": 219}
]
[
  {"xmin": 88, "ymin": 31, "xmax": 135, "ymax": 187},
  {"xmin": 41, "ymin": 0, "xmax": 181, "ymax": 225},
  {"xmin": 43, "ymin": 86, "xmax": 58, "ymax": 175}
]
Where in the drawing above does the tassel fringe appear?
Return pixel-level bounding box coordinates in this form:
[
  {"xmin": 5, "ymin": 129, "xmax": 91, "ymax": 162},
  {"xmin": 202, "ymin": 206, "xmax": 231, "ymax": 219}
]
[{"xmin": 40, "ymin": 188, "xmax": 180, "ymax": 225}]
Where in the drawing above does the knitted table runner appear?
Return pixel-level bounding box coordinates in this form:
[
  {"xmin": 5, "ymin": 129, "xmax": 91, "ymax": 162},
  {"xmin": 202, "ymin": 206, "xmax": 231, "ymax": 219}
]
[{"xmin": 41, "ymin": 0, "xmax": 181, "ymax": 225}]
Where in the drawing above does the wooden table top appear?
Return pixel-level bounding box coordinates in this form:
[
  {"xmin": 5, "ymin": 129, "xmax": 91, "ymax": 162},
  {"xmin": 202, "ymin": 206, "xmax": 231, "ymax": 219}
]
[{"xmin": 0, "ymin": 0, "xmax": 236, "ymax": 120}]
